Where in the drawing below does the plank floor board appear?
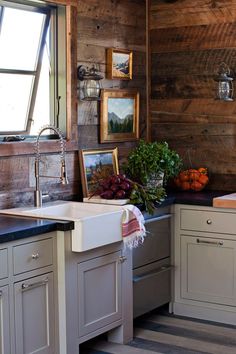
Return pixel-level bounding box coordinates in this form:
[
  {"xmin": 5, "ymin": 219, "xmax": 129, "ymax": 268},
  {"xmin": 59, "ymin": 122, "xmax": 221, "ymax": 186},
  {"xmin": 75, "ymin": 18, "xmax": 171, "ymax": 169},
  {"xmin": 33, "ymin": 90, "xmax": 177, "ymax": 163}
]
[{"xmin": 80, "ymin": 308, "xmax": 236, "ymax": 354}]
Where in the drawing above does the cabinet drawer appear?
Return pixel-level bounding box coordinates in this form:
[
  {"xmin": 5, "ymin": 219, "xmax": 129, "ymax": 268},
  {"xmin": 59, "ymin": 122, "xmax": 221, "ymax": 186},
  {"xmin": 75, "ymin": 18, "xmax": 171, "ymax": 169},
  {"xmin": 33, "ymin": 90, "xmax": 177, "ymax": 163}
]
[
  {"xmin": 180, "ymin": 208, "xmax": 236, "ymax": 235},
  {"xmin": 133, "ymin": 213, "xmax": 171, "ymax": 269},
  {"xmin": 0, "ymin": 248, "xmax": 8, "ymax": 279},
  {"xmin": 13, "ymin": 238, "xmax": 53, "ymax": 275},
  {"xmin": 133, "ymin": 258, "xmax": 172, "ymax": 318}
]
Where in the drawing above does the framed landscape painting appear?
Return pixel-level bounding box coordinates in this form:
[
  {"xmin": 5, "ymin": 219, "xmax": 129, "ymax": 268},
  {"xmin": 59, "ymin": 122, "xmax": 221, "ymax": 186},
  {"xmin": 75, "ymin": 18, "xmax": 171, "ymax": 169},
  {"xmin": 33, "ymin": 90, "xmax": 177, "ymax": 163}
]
[
  {"xmin": 100, "ymin": 89, "xmax": 139, "ymax": 143},
  {"xmin": 107, "ymin": 48, "xmax": 133, "ymax": 80},
  {"xmin": 79, "ymin": 147, "xmax": 119, "ymax": 197}
]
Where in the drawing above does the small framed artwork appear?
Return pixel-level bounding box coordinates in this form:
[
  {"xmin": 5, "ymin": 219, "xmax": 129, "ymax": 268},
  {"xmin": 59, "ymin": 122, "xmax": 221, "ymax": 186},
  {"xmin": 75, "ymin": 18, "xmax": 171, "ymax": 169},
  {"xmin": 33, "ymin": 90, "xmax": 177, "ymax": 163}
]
[
  {"xmin": 100, "ymin": 89, "xmax": 139, "ymax": 143},
  {"xmin": 107, "ymin": 48, "xmax": 133, "ymax": 80},
  {"xmin": 79, "ymin": 147, "xmax": 119, "ymax": 197}
]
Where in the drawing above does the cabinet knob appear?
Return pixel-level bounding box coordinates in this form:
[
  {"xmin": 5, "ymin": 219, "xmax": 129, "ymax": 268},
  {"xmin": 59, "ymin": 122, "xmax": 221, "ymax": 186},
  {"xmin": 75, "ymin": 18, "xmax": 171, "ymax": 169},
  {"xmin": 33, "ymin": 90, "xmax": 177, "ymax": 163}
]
[
  {"xmin": 118, "ymin": 256, "xmax": 127, "ymax": 263},
  {"xmin": 206, "ymin": 219, "xmax": 212, "ymax": 225},
  {"xmin": 31, "ymin": 253, "xmax": 39, "ymax": 260}
]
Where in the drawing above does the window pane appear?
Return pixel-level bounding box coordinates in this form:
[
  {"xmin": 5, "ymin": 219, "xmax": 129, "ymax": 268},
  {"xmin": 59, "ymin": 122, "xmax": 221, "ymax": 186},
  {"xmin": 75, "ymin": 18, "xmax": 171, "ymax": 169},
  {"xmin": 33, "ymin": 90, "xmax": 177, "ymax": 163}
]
[
  {"xmin": 0, "ymin": 7, "xmax": 46, "ymax": 70},
  {"xmin": 0, "ymin": 74, "xmax": 33, "ymax": 131},
  {"xmin": 30, "ymin": 48, "xmax": 50, "ymax": 135}
]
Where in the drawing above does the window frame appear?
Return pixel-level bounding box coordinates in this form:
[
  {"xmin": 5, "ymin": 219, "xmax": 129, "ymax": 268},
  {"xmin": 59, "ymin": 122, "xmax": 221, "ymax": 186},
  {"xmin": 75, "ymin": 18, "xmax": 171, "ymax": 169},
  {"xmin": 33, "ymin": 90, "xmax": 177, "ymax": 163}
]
[{"xmin": 0, "ymin": 0, "xmax": 78, "ymax": 156}]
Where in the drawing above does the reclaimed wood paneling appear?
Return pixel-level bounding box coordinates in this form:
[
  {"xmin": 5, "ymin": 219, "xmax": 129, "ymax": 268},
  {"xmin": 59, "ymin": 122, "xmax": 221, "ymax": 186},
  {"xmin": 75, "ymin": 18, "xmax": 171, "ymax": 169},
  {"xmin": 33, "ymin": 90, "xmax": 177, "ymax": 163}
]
[
  {"xmin": 0, "ymin": 0, "xmax": 146, "ymax": 208},
  {"xmin": 150, "ymin": 0, "xmax": 236, "ymax": 29},
  {"xmin": 77, "ymin": 0, "xmax": 147, "ymax": 171},
  {"xmin": 150, "ymin": 0, "xmax": 236, "ymax": 191}
]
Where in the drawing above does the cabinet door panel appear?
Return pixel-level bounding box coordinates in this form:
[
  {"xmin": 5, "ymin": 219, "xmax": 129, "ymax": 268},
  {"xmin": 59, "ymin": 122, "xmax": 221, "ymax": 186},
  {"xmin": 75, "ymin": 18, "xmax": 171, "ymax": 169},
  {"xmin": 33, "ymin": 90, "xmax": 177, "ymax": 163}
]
[
  {"xmin": 78, "ymin": 251, "xmax": 122, "ymax": 337},
  {"xmin": 0, "ymin": 286, "xmax": 10, "ymax": 354},
  {"xmin": 181, "ymin": 235, "xmax": 236, "ymax": 306},
  {"xmin": 14, "ymin": 273, "xmax": 54, "ymax": 354}
]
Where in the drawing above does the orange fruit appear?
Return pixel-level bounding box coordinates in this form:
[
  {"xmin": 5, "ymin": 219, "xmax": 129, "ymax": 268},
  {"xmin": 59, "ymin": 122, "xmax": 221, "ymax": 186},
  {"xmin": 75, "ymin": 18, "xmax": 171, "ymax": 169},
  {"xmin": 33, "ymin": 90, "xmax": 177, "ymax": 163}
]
[
  {"xmin": 189, "ymin": 169, "xmax": 200, "ymax": 181},
  {"xmin": 191, "ymin": 181, "xmax": 203, "ymax": 191},
  {"xmin": 181, "ymin": 181, "xmax": 191, "ymax": 191},
  {"xmin": 198, "ymin": 174, "xmax": 209, "ymax": 185},
  {"xmin": 179, "ymin": 170, "xmax": 189, "ymax": 182}
]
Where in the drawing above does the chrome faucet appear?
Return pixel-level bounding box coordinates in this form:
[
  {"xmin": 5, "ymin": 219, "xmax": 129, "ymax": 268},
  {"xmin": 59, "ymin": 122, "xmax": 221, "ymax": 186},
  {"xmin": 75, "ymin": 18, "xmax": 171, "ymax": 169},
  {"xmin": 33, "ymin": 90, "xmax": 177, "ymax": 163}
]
[{"xmin": 34, "ymin": 125, "xmax": 68, "ymax": 207}]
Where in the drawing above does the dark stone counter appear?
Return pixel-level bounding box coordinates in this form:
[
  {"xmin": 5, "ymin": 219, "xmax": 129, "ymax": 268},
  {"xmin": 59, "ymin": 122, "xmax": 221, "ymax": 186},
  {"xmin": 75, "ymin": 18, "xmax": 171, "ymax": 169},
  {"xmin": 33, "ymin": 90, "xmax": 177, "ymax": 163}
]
[
  {"xmin": 0, "ymin": 214, "xmax": 74, "ymax": 244},
  {"xmin": 166, "ymin": 189, "xmax": 228, "ymax": 207},
  {"xmin": 0, "ymin": 190, "xmax": 230, "ymax": 243}
]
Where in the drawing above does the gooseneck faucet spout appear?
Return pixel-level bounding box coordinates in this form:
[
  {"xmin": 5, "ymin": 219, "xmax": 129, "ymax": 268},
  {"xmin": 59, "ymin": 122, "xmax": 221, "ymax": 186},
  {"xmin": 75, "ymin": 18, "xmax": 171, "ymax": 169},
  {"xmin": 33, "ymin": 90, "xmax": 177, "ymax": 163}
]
[{"xmin": 34, "ymin": 125, "xmax": 68, "ymax": 207}]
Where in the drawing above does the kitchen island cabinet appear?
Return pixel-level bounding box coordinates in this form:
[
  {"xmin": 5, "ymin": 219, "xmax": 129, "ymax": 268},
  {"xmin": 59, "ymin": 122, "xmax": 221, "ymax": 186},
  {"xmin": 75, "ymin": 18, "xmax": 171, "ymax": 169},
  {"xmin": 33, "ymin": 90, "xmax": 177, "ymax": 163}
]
[{"xmin": 173, "ymin": 204, "xmax": 236, "ymax": 325}]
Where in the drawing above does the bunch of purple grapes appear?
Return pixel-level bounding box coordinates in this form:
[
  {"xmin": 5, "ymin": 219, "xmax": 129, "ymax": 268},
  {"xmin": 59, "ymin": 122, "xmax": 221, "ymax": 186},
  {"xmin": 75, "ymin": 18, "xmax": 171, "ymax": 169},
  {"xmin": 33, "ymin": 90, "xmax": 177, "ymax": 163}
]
[{"xmin": 97, "ymin": 174, "xmax": 133, "ymax": 199}]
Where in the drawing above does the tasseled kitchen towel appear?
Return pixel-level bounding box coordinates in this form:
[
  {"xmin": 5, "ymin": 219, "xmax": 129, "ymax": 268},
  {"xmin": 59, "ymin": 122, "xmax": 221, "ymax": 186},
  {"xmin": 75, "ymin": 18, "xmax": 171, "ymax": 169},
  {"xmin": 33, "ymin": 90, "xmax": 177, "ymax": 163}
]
[{"xmin": 122, "ymin": 204, "xmax": 146, "ymax": 249}]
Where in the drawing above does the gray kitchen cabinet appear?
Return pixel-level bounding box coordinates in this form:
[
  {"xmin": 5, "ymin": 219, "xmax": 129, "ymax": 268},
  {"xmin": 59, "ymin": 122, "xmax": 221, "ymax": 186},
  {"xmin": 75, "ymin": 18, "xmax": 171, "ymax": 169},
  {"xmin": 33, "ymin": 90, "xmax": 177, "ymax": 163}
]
[
  {"xmin": 0, "ymin": 285, "xmax": 11, "ymax": 354},
  {"xmin": 78, "ymin": 251, "xmax": 122, "ymax": 337},
  {"xmin": 14, "ymin": 272, "xmax": 54, "ymax": 354},
  {"xmin": 173, "ymin": 204, "xmax": 236, "ymax": 325},
  {"xmin": 180, "ymin": 235, "xmax": 236, "ymax": 306},
  {"xmin": 0, "ymin": 233, "xmax": 56, "ymax": 354}
]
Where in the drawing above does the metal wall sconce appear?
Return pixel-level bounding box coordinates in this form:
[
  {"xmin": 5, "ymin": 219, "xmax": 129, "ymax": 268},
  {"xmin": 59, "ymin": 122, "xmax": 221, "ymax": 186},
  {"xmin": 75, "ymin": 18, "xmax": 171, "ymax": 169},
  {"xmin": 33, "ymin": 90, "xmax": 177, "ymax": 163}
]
[
  {"xmin": 215, "ymin": 62, "xmax": 234, "ymax": 101},
  {"xmin": 77, "ymin": 65, "xmax": 103, "ymax": 101}
]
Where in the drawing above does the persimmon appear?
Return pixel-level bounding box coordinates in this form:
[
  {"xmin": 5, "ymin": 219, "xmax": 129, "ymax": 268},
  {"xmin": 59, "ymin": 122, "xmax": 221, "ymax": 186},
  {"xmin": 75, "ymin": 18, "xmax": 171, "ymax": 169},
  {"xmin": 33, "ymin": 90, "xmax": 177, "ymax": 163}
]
[
  {"xmin": 198, "ymin": 174, "xmax": 209, "ymax": 185},
  {"xmin": 189, "ymin": 169, "xmax": 200, "ymax": 181},
  {"xmin": 181, "ymin": 181, "xmax": 191, "ymax": 190},
  {"xmin": 191, "ymin": 181, "xmax": 203, "ymax": 191},
  {"xmin": 179, "ymin": 170, "xmax": 189, "ymax": 182}
]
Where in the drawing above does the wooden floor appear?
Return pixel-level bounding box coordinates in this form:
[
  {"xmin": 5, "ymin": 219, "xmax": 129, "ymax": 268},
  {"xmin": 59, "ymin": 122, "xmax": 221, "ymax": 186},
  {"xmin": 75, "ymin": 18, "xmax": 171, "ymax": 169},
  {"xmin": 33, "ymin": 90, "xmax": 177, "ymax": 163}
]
[{"xmin": 80, "ymin": 308, "xmax": 236, "ymax": 354}]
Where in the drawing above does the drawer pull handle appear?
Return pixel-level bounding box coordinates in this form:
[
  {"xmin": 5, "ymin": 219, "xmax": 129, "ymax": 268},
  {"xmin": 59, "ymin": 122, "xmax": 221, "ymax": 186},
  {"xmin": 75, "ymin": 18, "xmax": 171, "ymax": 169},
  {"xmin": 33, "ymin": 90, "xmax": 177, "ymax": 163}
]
[
  {"xmin": 196, "ymin": 238, "xmax": 223, "ymax": 246},
  {"xmin": 133, "ymin": 265, "xmax": 174, "ymax": 283},
  {"xmin": 0, "ymin": 290, "xmax": 2, "ymax": 297},
  {"xmin": 31, "ymin": 253, "xmax": 39, "ymax": 260},
  {"xmin": 119, "ymin": 256, "xmax": 127, "ymax": 263},
  {"xmin": 206, "ymin": 219, "xmax": 212, "ymax": 225},
  {"xmin": 21, "ymin": 278, "xmax": 48, "ymax": 291}
]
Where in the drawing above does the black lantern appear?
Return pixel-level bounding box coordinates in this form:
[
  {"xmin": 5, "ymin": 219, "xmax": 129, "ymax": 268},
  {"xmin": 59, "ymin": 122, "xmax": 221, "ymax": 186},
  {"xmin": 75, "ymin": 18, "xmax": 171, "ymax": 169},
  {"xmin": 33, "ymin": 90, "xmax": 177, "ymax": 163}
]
[
  {"xmin": 77, "ymin": 65, "xmax": 103, "ymax": 101},
  {"xmin": 215, "ymin": 62, "xmax": 234, "ymax": 101}
]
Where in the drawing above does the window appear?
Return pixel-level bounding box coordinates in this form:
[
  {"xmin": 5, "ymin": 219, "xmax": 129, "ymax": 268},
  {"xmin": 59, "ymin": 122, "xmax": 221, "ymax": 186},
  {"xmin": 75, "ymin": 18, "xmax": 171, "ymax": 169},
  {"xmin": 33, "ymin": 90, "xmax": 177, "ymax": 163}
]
[{"xmin": 0, "ymin": 0, "xmax": 66, "ymax": 137}]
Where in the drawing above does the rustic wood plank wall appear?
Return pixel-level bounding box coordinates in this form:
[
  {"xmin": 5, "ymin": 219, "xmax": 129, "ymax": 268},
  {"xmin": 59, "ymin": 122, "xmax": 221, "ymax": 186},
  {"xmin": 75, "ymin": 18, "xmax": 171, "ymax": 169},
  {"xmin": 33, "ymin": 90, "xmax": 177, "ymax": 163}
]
[
  {"xmin": 150, "ymin": 0, "xmax": 236, "ymax": 191},
  {"xmin": 77, "ymin": 0, "xmax": 146, "ymax": 168},
  {"xmin": 0, "ymin": 0, "xmax": 146, "ymax": 209}
]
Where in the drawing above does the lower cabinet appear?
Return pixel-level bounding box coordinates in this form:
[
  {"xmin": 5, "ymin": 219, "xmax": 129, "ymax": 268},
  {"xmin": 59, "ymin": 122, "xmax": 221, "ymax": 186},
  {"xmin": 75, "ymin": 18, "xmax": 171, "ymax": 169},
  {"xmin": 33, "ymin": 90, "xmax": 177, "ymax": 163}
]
[
  {"xmin": 14, "ymin": 273, "xmax": 54, "ymax": 354},
  {"xmin": 78, "ymin": 251, "xmax": 122, "ymax": 337},
  {"xmin": 0, "ymin": 233, "xmax": 56, "ymax": 354},
  {"xmin": 0, "ymin": 285, "xmax": 11, "ymax": 354},
  {"xmin": 173, "ymin": 204, "xmax": 236, "ymax": 325},
  {"xmin": 180, "ymin": 235, "xmax": 236, "ymax": 306}
]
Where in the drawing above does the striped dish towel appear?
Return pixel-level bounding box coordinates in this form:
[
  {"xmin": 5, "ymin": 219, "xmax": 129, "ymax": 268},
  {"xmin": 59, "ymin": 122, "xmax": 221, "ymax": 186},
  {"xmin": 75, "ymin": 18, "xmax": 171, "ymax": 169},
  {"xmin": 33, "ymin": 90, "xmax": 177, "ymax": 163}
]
[{"xmin": 122, "ymin": 204, "xmax": 146, "ymax": 249}]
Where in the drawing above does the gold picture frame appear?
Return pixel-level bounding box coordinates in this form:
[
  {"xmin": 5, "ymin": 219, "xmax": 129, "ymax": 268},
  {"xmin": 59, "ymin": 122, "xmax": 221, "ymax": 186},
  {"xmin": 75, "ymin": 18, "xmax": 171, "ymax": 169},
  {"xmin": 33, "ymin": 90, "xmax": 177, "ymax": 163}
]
[
  {"xmin": 107, "ymin": 48, "xmax": 133, "ymax": 80},
  {"xmin": 100, "ymin": 89, "xmax": 139, "ymax": 143},
  {"xmin": 79, "ymin": 147, "xmax": 119, "ymax": 197}
]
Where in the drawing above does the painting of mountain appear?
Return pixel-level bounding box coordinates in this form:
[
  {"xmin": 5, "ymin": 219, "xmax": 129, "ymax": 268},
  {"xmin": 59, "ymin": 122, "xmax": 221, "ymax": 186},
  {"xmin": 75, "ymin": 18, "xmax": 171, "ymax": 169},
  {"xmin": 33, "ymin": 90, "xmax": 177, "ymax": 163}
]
[
  {"xmin": 112, "ymin": 52, "xmax": 130, "ymax": 78},
  {"xmin": 108, "ymin": 98, "xmax": 134, "ymax": 134}
]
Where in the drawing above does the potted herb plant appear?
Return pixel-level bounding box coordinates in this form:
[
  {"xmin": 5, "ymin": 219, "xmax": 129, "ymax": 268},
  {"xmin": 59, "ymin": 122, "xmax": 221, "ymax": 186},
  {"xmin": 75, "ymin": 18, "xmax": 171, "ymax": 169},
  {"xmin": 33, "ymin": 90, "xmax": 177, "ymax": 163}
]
[
  {"xmin": 124, "ymin": 140, "xmax": 182, "ymax": 186},
  {"xmin": 123, "ymin": 140, "xmax": 182, "ymax": 213}
]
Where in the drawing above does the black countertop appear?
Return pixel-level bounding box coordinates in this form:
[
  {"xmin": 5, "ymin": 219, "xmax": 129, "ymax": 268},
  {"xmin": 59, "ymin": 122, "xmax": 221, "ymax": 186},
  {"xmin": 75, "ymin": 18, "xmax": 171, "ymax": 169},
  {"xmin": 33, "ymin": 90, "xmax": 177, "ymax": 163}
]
[
  {"xmin": 164, "ymin": 189, "xmax": 228, "ymax": 207},
  {"xmin": 0, "ymin": 214, "xmax": 74, "ymax": 244},
  {"xmin": 0, "ymin": 190, "xmax": 231, "ymax": 244}
]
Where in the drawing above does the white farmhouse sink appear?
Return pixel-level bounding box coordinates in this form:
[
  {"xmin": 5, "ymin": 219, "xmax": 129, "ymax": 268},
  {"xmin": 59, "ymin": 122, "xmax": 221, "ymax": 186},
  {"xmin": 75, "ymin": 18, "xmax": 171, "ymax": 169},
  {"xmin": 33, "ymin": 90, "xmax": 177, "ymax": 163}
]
[{"xmin": 0, "ymin": 201, "xmax": 125, "ymax": 252}]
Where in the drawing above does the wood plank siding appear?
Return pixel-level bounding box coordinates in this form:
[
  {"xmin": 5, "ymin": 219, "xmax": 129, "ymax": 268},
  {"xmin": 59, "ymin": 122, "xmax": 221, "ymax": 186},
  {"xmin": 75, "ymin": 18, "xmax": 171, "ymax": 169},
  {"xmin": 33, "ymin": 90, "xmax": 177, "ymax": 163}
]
[
  {"xmin": 77, "ymin": 0, "xmax": 147, "ymax": 159},
  {"xmin": 150, "ymin": 0, "xmax": 236, "ymax": 191},
  {"xmin": 0, "ymin": 0, "xmax": 146, "ymax": 208}
]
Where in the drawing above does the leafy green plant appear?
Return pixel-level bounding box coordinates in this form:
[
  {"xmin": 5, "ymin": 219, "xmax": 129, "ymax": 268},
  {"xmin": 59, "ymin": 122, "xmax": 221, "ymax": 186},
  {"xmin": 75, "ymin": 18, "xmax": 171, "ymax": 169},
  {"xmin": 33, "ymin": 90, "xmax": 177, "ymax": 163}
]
[
  {"xmin": 123, "ymin": 140, "xmax": 182, "ymax": 185},
  {"xmin": 129, "ymin": 182, "xmax": 166, "ymax": 215}
]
